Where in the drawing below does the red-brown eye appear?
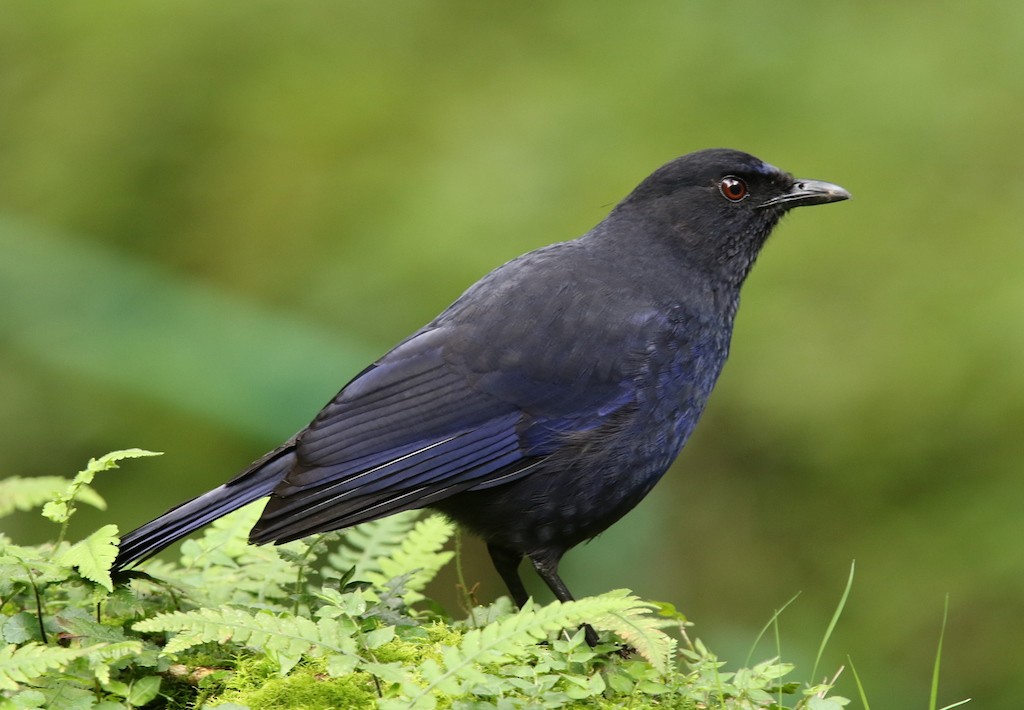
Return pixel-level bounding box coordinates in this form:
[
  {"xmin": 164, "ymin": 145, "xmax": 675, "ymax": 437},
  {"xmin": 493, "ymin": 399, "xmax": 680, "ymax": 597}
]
[{"xmin": 719, "ymin": 176, "xmax": 748, "ymax": 202}]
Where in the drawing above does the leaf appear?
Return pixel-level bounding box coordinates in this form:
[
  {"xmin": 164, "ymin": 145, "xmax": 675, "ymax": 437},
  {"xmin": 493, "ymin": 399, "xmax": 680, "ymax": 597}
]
[
  {"xmin": 414, "ymin": 590, "xmax": 674, "ymax": 702},
  {"xmin": 360, "ymin": 660, "xmax": 408, "ymax": 685},
  {"xmin": 38, "ymin": 682, "xmax": 100, "ymax": 710},
  {"xmin": 87, "ymin": 641, "xmax": 146, "ymax": 685},
  {"xmin": 807, "ymin": 696, "xmax": 852, "ymax": 709},
  {"xmin": 0, "ymin": 643, "xmax": 88, "ymax": 691},
  {"xmin": 126, "ymin": 676, "xmax": 161, "ymax": 706},
  {"xmin": 133, "ymin": 606, "xmax": 360, "ymax": 666},
  {"xmin": 594, "ymin": 600, "xmax": 677, "ymax": 673},
  {"xmin": 369, "ymin": 514, "xmax": 455, "ymax": 601},
  {"xmin": 7, "ymin": 688, "xmax": 46, "ymax": 708},
  {"xmin": 2, "ymin": 614, "xmax": 42, "ymax": 644},
  {"xmin": 57, "ymin": 525, "xmax": 120, "ymax": 592},
  {"xmin": 170, "ymin": 503, "xmax": 315, "ymax": 611},
  {"xmin": 84, "ymin": 449, "xmax": 164, "ymax": 475},
  {"xmin": 327, "ymin": 510, "xmax": 421, "ymax": 579},
  {"xmin": 41, "ymin": 450, "xmax": 160, "ymax": 524},
  {"xmin": 364, "ymin": 626, "xmax": 396, "ymax": 649},
  {"xmin": 0, "ymin": 477, "xmax": 105, "ymax": 519},
  {"xmin": 189, "ymin": 501, "xmax": 265, "ymax": 563},
  {"xmin": 0, "ymin": 542, "xmax": 72, "ymax": 587},
  {"xmin": 56, "ymin": 607, "xmax": 130, "ymax": 644}
]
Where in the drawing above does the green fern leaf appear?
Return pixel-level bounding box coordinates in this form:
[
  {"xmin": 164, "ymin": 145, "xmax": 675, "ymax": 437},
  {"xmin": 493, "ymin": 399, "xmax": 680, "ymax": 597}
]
[
  {"xmin": 367, "ymin": 514, "xmax": 454, "ymax": 600},
  {"xmin": 0, "ymin": 477, "xmax": 105, "ymax": 519},
  {"xmin": 56, "ymin": 607, "xmax": 130, "ymax": 644},
  {"xmin": 416, "ymin": 590, "xmax": 672, "ymax": 700},
  {"xmin": 0, "ymin": 643, "xmax": 89, "ymax": 691},
  {"xmin": 170, "ymin": 502, "xmax": 315, "ymax": 610},
  {"xmin": 133, "ymin": 606, "xmax": 361, "ymax": 670},
  {"xmin": 326, "ymin": 510, "xmax": 420, "ymax": 578},
  {"xmin": 1, "ymin": 537, "xmax": 74, "ymax": 586},
  {"xmin": 56, "ymin": 524, "xmax": 119, "ymax": 592},
  {"xmin": 89, "ymin": 640, "xmax": 147, "ymax": 685},
  {"xmin": 179, "ymin": 500, "xmax": 264, "ymax": 567},
  {"xmin": 42, "ymin": 449, "xmax": 159, "ymax": 525},
  {"xmin": 593, "ymin": 602, "xmax": 677, "ymax": 673}
]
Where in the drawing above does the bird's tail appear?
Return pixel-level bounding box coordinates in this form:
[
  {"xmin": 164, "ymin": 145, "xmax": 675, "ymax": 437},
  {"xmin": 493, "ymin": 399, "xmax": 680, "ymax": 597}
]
[{"xmin": 112, "ymin": 442, "xmax": 297, "ymax": 571}]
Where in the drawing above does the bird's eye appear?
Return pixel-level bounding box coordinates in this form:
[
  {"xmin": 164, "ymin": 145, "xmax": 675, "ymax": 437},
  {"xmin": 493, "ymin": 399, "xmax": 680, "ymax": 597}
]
[{"xmin": 718, "ymin": 176, "xmax": 748, "ymax": 202}]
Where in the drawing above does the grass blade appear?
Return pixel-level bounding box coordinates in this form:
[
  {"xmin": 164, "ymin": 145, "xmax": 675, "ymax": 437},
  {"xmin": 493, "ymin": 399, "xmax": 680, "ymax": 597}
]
[
  {"xmin": 810, "ymin": 560, "xmax": 855, "ymax": 683},
  {"xmin": 847, "ymin": 655, "xmax": 870, "ymax": 710},
  {"xmin": 929, "ymin": 594, "xmax": 971, "ymax": 710},
  {"xmin": 745, "ymin": 591, "xmax": 801, "ymax": 667},
  {"xmin": 929, "ymin": 594, "xmax": 948, "ymax": 710}
]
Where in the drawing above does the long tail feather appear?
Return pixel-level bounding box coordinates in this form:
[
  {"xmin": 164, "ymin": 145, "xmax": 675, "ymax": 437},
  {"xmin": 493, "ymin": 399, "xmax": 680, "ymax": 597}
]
[{"xmin": 112, "ymin": 443, "xmax": 296, "ymax": 570}]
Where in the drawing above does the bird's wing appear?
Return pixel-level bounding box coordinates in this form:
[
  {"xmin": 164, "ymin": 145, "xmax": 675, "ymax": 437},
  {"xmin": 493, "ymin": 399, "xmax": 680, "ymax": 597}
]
[{"xmin": 250, "ymin": 308, "xmax": 645, "ymax": 543}]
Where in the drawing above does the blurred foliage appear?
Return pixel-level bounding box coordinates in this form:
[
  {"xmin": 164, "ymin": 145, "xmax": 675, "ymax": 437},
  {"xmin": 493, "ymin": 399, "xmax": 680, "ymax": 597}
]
[{"xmin": 0, "ymin": 2, "xmax": 1021, "ymax": 707}]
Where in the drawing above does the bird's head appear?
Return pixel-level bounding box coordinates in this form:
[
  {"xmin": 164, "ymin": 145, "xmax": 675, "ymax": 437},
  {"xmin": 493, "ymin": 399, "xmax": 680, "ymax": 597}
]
[{"xmin": 609, "ymin": 148, "xmax": 850, "ymax": 285}]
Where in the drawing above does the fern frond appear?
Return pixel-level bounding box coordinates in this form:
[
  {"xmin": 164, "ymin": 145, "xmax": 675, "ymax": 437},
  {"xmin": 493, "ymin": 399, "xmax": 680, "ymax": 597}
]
[
  {"xmin": 326, "ymin": 510, "xmax": 420, "ymax": 579},
  {"xmin": 0, "ymin": 643, "xmax": 90, "ymax": 691},
  {"xmin": 593, "ymin": 602, "xmax": 677, "ymax": 673},
  {"xmin": 417, "ymin": 589, "xmax": 672, "ymax": 699},
  {"xmin": 172, "ymin": 503, "xmax": 315, "ymax": 610},
  {"xmin": 57, "ymin": 524, "xmax": 119, "ymax": 592},
  {"xmin": 0, "ymin": 477, "xmax": 105, "ymax": 519},
  {"xmin": 133, "ymin": 606, "xmax": 360, "ymax": 669},
  {"xmin": 325, "ymin": 512, "xmax": 454, "ymax": 603},
  {"xmin": 369, "ymin": 514, "xmax": 454, "ymax": 598},
  {"xmin": 0, "ymin": 540, "xmax": 73, "ymax": 586},
  {"xmin": 87, "ymin": 641, "xmax": 147, "ymax": 685},
  {"xmin": 41, "ymin": 449, "xmax": 159, "ymax": 526},
  {"xmin": 180, "ymin": 501, "xmax": 266, "ymax": 567},
  {"xmin": 56, "ymin": 606, "xmax": 132, "ymax": 643}
]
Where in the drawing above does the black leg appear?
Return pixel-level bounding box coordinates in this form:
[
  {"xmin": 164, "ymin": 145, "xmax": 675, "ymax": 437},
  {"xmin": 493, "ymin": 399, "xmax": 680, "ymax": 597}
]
[
  {"xmin": 529, "ymin": 551, "xmax": 600, "ymax": 647},
  {"xmin": 487, "ymin": 543, "xmax": 529, "ymax": 608}
]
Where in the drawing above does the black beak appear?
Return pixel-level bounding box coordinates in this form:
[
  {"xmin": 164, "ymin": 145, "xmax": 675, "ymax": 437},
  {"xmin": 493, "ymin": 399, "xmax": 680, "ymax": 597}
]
[{"xmin": 759, "ymin": 178, "xmax": 851, "ymax": 209}]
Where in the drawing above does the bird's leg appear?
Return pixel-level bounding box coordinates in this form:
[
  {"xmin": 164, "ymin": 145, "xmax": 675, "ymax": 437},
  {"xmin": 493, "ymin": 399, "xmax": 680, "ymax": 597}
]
[
  {"xmin": 487, "ymin": 543, "xmax": 529, "ymax": 608},
  {"xmin": 529, "ymin": 551, "xmax": 600, "ymax": 647}
]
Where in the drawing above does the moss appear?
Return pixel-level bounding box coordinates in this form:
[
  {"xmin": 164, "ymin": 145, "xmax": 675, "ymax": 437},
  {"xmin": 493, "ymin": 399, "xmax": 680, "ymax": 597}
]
[
  {"xmin": 212, "ymin": 658, "xmax": 378, "ymax": 709},
  {"xmin": 369, "ymin": 621, "xmax": 462, "ymax": 665},
  {"xmin": 424, "ymin": 621, "xmax": 463, "ymax": 647}
]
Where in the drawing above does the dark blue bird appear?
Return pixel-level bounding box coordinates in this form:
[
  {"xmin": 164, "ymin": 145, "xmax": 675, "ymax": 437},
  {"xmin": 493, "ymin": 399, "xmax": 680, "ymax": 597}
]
[{"xmin": 113, "ymin": 149, "xmax": 849, "ymax": 643}]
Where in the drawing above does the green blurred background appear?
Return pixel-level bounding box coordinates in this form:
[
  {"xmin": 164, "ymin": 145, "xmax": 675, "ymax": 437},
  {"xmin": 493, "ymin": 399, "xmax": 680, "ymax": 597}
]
[{"xmin": 2, "ymin": 2, "xmax": 1022, "ymax": 706}]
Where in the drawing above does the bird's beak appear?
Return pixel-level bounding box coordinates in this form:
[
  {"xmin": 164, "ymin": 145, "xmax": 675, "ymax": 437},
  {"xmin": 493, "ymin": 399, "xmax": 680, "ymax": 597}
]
[{"xmin": 759, "ymin": 179, "xmax": 851, "ymax": 209}]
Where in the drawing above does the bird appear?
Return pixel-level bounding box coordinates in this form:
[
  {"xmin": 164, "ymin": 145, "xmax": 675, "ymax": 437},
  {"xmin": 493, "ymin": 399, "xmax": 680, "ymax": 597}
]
[{"xmin": 112, "ymin": 148, "xmax": 849, "ymax": 645}]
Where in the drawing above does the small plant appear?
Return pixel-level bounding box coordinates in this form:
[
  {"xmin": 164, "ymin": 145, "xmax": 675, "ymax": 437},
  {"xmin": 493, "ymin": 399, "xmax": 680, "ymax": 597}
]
[{"xmin": 3, "ymin": 450, "xmax": 952, "ymax": 709}]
